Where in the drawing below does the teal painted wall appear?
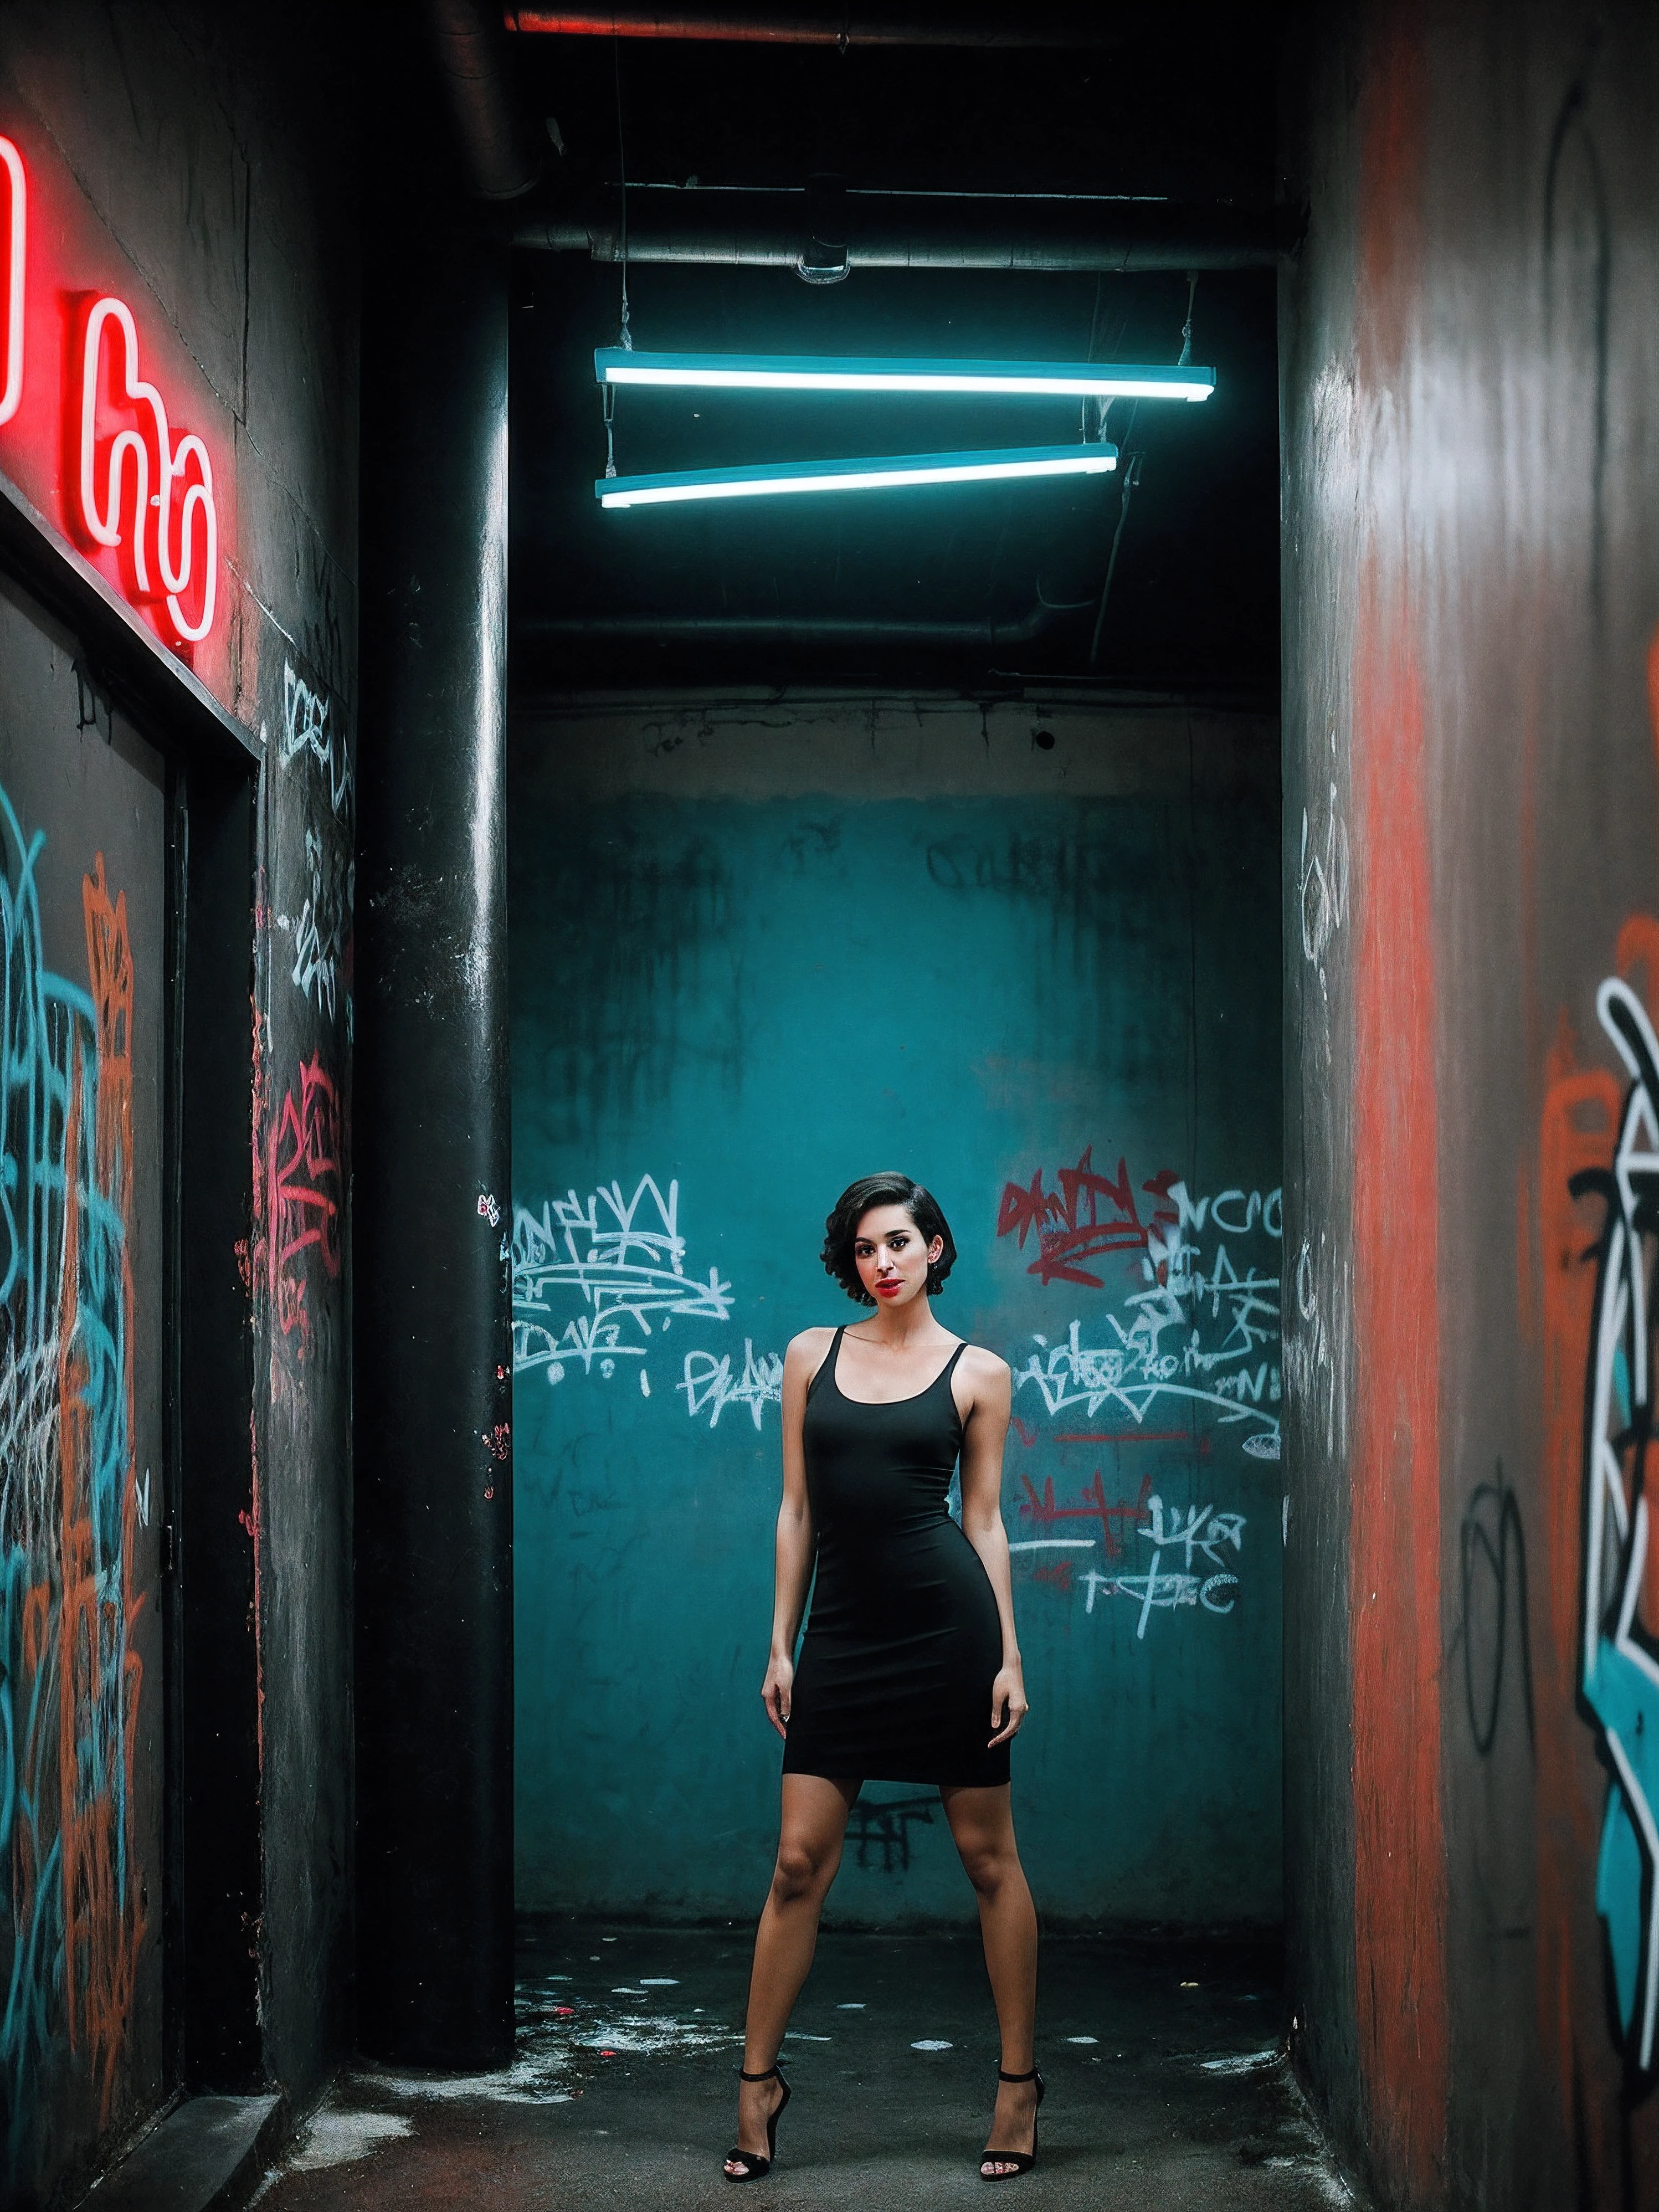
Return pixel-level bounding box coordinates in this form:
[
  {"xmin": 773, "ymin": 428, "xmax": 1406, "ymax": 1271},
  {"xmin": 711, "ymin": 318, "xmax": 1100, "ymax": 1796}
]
[{"xmin": 511, "ymin": 698, "xmax": 1282, "ymax": 1927}]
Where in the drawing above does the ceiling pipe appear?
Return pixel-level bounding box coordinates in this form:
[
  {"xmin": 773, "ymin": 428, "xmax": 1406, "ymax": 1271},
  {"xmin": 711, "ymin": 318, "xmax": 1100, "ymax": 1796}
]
[
  {"xmin": 515, "ymin": 607, "xmax": 1067, "ymax": 651},
  {"xmin": 430, "ymin": 0, "xmax": 542, "ymax": 199},
  {"xmin": 504, "ymin": 6, "xmax": 1122, "ymax": 43},
  {"xmin": 517, "ymin": 186, "xmax": 1287, "ymax": 271}
]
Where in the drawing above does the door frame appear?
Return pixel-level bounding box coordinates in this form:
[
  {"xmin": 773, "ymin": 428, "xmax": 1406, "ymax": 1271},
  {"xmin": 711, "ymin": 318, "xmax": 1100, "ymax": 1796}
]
[{"xmin": 0, "ymin": 466, "xmax": 267, "ymax": 2100}]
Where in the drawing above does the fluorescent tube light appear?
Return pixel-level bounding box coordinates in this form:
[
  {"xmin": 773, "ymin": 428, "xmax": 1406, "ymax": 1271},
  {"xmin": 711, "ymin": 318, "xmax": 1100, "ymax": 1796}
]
[
  {"xmin": 594, "ymin": 348, "xmax": 1215, "ymax": 403},
  {"xmin": 596, "ymin": 443, "xmax": 1119, "ymax": 510}
]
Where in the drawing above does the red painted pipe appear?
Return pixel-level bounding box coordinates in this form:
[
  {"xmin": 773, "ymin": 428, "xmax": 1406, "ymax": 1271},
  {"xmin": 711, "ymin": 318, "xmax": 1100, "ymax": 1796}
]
[{"xmin": 504, "ymin": 6, "xmax": 1116, "ymax": 44}]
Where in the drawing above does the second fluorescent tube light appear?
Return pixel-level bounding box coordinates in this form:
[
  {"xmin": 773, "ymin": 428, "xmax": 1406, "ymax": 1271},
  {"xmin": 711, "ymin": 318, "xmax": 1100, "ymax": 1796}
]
[
  {"xmin": 594, "ymin": 348, "xmax": 1215, "ymax": 403},
  {"xmin": 597, "ymin": 443, "xmax": 1119, "ymax": 509}
]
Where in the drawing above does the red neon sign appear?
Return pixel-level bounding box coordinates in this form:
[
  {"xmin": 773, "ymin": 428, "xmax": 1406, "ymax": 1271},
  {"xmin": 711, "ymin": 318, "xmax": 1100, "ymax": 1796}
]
[
  {"xmin": 78, "ymin": 297, "xmax": 217, "ymax": 641},
  {"xmin": 0, "ymin": 122, "xmax": 233, "ymax": 681},
  {"xmin": 0, "ymin": 138, "xmax": 23, "ymax": 425}
]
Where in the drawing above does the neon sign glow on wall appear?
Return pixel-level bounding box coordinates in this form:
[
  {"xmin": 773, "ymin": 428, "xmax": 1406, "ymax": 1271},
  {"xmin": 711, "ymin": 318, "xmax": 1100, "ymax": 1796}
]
[
  {"xmin": 0, "ymin": 137, "xmax": 23, "ymax": 425},
  {"xmin": 78, "ymin": 296, "xmax": 217, "ymax": 642},
  {"xmin": 0, "ymin": 126, "xmax": 227, "ymax": 662}
]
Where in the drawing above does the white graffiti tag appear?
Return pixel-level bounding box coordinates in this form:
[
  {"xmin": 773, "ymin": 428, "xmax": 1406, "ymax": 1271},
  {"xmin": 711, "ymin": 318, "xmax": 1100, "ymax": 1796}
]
[
  {"xmin": 280, "ymin": 662, "xmax": 351, "ymax": 816},
  {"xmin": 1080, "ymin": 1496, "xmax": 1246, "ymax": 1637},
  {"xmin": 1014, "ymin": 1308, "xmax": 1280, "ymax": 1455},
  {"xmin": 680, "ymin": 1341, "xmax": 784, "ymax": 1431},
  {"xmin": 1300, "ymin": 776, "xmax": 1349, "ymax": 977},
  {"xmin": 278, "ymin": 823, "xmax": 352, "ymax": 1021},
  {"xmin": 512, "ymin": 1176, "xmax": 732, "ymax": 1383},
  {"xmin": 1010, "ymin": 1177, "xmax": 1282, "ymax": 1458}
]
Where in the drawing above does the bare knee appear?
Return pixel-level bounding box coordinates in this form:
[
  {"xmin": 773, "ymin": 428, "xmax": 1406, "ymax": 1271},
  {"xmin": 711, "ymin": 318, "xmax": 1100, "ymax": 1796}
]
[
  {"xmin": 958, "ymin": 1842, "xmax": 1015, "ymax": 1900},
  {"xmin": 772, "ymin": 1836, "xmax": 838, "ymax": 1905}
]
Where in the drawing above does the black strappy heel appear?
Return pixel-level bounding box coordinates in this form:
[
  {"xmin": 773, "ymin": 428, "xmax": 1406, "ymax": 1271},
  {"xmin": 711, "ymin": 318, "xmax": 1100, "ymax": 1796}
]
[
  {"xmin": 724, "ymin": 2062, "xmax": 791, "ymax": 2183},
  {"xmin": 980, "ymin": 2065, "xmax": 1045, "ymax": 2179}
]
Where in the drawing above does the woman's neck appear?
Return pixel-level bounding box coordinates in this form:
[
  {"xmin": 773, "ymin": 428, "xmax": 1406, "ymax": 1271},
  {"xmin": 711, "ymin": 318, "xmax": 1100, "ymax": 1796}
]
[{"xmin": 857, "ymin": 1296, "xmax": 947, "ymax": 1352}]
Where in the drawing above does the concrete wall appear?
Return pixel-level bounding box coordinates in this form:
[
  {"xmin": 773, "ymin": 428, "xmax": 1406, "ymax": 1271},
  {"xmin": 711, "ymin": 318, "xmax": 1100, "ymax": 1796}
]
[
  {"xmin": 510, "ymin": 692, "xmax": 1282, "ymax": 1928},
  {"xmin": 1281, "ymin": 2, "xmax": 1659, "ymax": 2203},
  {"xmin": 0, "ymin": 7, "xmax": 357, "ymax": 2201}
]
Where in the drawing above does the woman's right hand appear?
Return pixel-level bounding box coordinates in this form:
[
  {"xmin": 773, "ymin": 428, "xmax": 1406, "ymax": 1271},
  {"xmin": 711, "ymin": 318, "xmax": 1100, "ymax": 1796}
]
[{"xmin": 762, "ymin": 1654, "xmax": 794, "ymax": 1739}]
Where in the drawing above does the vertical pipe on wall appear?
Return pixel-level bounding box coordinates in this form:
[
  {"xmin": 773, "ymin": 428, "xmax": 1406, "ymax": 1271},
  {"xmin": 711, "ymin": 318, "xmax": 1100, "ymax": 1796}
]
[{"xmin": 353, "ymin": 202, "xmax": 513, "ymax": 2063}]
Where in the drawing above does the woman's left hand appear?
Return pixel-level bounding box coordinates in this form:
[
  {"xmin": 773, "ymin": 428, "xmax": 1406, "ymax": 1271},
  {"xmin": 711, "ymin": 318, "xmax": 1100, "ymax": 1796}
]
[{"xmin": 988, "ymin": 1665, "xmax": 1029, "ymax": 1747}]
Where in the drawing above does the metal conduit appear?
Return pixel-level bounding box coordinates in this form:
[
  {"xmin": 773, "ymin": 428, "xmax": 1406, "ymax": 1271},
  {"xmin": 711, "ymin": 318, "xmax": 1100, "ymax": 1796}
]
[
  {"xmin": 430, "ymin": 0, "xmax": 541, "ymax": 198},
  {"xmin": 516, "ymin": 186, "xmax": 1288, "ymax": 270},
  {"xmin": 504, "ymin": 6, "xmax": 1125, "ymax": 43},
  {"xmin": 515, "ymin": 608, "xmax": 1066, "ymax": 652}
]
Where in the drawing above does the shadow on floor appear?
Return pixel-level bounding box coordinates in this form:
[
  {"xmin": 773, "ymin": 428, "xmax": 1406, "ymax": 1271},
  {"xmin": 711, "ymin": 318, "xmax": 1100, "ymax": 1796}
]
[{"xmin": 251, "ymin": 1921, "xmax": 1357, "ymax": 2209}]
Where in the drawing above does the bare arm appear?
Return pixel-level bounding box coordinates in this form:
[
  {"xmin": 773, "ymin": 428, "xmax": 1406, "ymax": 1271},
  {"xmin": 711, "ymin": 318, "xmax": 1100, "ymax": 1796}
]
[
  {"xmin": 760, "ymin": 1328, "xmax": 829, "ymax": 1739},
  {"xmin": 956, "ymin": 1348, "xmax": 1029, "ymax": 1748}
]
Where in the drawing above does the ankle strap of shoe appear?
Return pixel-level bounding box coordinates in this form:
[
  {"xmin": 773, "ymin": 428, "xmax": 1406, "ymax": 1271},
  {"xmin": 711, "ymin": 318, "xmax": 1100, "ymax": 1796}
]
[
  {"xmin": 998, "ymin": 2066, "xmax": 1041, "ymax": 2082},
  {"xmin": 738, "ymin": 2065, "xmax": 780, "ymax": 2082}
]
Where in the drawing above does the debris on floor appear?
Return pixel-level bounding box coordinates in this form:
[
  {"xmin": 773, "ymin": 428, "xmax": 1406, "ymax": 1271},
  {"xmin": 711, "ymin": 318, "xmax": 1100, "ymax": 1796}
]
[{"xmin": 250, "ymin": 1923, "xmax": 1360, "ymax": 2209}]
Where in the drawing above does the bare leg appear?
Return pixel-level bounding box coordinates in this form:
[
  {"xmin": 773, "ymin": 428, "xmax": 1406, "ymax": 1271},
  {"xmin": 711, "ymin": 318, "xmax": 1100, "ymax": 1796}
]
[
  {"xmin": 942, "ymin": 1784, "xmax": 1040, "ymax": 2178},
  {"xmin": 726, "ymin": 1774, "xmax": 859, "ymax": 2177}
]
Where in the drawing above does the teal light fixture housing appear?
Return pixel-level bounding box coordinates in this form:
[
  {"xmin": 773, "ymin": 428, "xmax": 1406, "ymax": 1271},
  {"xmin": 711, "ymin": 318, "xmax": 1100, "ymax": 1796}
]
[
  {"xmin": 595, "ymin": 443, "xmax": 1120, "ymax": 510},
  {"xmin": 594, "ymin": 348, "xmax": 1215, "ymax": 402}
]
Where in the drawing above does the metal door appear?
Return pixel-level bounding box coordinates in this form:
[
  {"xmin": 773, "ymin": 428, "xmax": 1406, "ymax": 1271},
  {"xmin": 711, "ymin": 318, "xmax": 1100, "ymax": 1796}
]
[{"xmin": 0, "ymin": 571, "xmax": 167, "ymax": 2192}]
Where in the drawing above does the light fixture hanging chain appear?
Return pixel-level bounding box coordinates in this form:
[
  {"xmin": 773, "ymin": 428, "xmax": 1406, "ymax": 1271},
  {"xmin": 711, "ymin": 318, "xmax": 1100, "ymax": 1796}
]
[
  {"xmin": 1178, "ymin": 271, "xmax": 1197, "ymax": 367},
  {"xmin": 1090, "ymin": 447, "xmax": 1143, "ymax": 665},
  {"xmin": 1082, "ymin": 273, "xmax": 1104, "ymax": 440},
  {"xmin": 1083, "ymin": 275, "xmax": 1135, "ymax": 443},
  {"xmin": 614, "ymin": 36, "xmax": 632, "ymax": 350}
]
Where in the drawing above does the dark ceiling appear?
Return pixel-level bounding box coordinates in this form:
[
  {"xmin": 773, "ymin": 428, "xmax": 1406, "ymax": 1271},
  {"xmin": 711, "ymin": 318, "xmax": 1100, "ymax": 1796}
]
[{"xmin": 500, "ymin": 19, "xmax": 1282, "ymax": 700}]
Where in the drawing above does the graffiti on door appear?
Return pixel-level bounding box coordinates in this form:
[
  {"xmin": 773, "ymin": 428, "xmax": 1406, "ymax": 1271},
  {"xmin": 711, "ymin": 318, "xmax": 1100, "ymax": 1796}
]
[{"xmin": 0, "ymin": 788, "xmax": 146, "ymax": 2166}]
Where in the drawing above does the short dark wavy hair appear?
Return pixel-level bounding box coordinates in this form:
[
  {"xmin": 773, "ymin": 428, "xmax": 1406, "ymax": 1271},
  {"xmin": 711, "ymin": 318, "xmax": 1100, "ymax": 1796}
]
[{"xmin": 821, "ymin": 1173, "xmax": 958, "ymax": 1305}]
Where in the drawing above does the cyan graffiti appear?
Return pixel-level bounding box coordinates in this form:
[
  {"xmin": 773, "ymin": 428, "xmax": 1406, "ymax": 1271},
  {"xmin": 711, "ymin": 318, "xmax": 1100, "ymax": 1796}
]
[
  {"xmin": 0, "ymin": 787, "xmax": 145, "ymax": 2167},
  {"xmin": 1575, "ymin": 977, "xmax": 1659, "ymax": 2082}
]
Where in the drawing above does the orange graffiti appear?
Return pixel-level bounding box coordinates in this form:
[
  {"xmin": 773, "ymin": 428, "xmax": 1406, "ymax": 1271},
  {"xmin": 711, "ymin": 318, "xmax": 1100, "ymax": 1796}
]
[
  {"xmin": 53, "ymin": 858, "xmax": 145, "ymax": 2122},
  {"xmin": 1348, "ymin": 557, "xmax": 1448, "ymax": 2200}
]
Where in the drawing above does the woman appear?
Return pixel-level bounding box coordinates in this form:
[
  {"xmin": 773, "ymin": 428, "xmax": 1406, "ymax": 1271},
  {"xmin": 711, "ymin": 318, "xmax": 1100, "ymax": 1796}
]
[{"xmin": 724, "ymin": 1172, "xmax": 1041, "ymax": 2184}]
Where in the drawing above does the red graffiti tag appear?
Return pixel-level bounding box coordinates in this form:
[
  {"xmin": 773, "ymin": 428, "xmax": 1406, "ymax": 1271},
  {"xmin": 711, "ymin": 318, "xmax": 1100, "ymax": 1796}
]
[
  {"xmin": 996, "ymin": 1146, "xmax": 1178, "ymax": 1287},
  {"xmin": 268, "ymin": 1054, "xmax": 341, "ymax": 1350},
  {"xmin": 1018, "ymin": 1470, "xmax": 1155, "ymax": 1563}
]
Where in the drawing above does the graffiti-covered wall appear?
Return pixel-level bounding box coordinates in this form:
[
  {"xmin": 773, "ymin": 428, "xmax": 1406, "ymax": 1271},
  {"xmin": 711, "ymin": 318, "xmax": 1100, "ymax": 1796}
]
[
  {"xmin": 0, "ymin": 3, "xmax": 358, "ymax": 2200},
  {"xmin": 1281, "ymin": 2, "xmax": 1659, "ymax": 2203},
  {"xmin": 511, "ymin": 694, "xmax": 1281, "ymax": 1926}
]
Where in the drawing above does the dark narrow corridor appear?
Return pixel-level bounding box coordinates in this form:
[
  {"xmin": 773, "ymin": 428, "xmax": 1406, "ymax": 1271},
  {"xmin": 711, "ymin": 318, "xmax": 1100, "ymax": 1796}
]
[{"xmin": 4, "ymin": 7, "xmax": 1659, "ymax": 2212}]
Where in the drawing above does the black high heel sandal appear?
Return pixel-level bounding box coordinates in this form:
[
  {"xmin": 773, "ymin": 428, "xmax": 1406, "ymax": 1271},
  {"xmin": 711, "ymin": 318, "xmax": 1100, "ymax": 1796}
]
[
  {"xmin": 980, "ymin": 2064, "xmax": 1045, "ymax": 2180},
  {"xmin": 723, "ymin": 2062, "xmax": 792, "ymax": 2183}
]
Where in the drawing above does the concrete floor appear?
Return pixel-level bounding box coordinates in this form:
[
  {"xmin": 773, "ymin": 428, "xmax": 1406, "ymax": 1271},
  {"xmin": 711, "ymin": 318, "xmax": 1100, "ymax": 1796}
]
[{"xmin": 251, "ymin": 1922, "xmax": 1358, "ymax": 2210}]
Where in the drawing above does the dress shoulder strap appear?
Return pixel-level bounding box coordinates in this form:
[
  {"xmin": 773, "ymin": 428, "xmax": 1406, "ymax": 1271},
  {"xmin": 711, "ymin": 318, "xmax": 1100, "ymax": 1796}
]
[
  {"xmin": 807, "ymin": 1325, "xmax": 845, "ymax": 1400},
  {"xmin": 939, "ymin": 1339, "xmax": 971, "ymax": 1430}
]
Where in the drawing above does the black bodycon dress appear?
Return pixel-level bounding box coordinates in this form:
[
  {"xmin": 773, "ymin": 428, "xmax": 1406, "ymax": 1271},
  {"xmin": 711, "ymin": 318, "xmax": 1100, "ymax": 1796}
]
[{"xmin": 782, "ymin": 1327, "xmax": 1011, "ymax": 1789}]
